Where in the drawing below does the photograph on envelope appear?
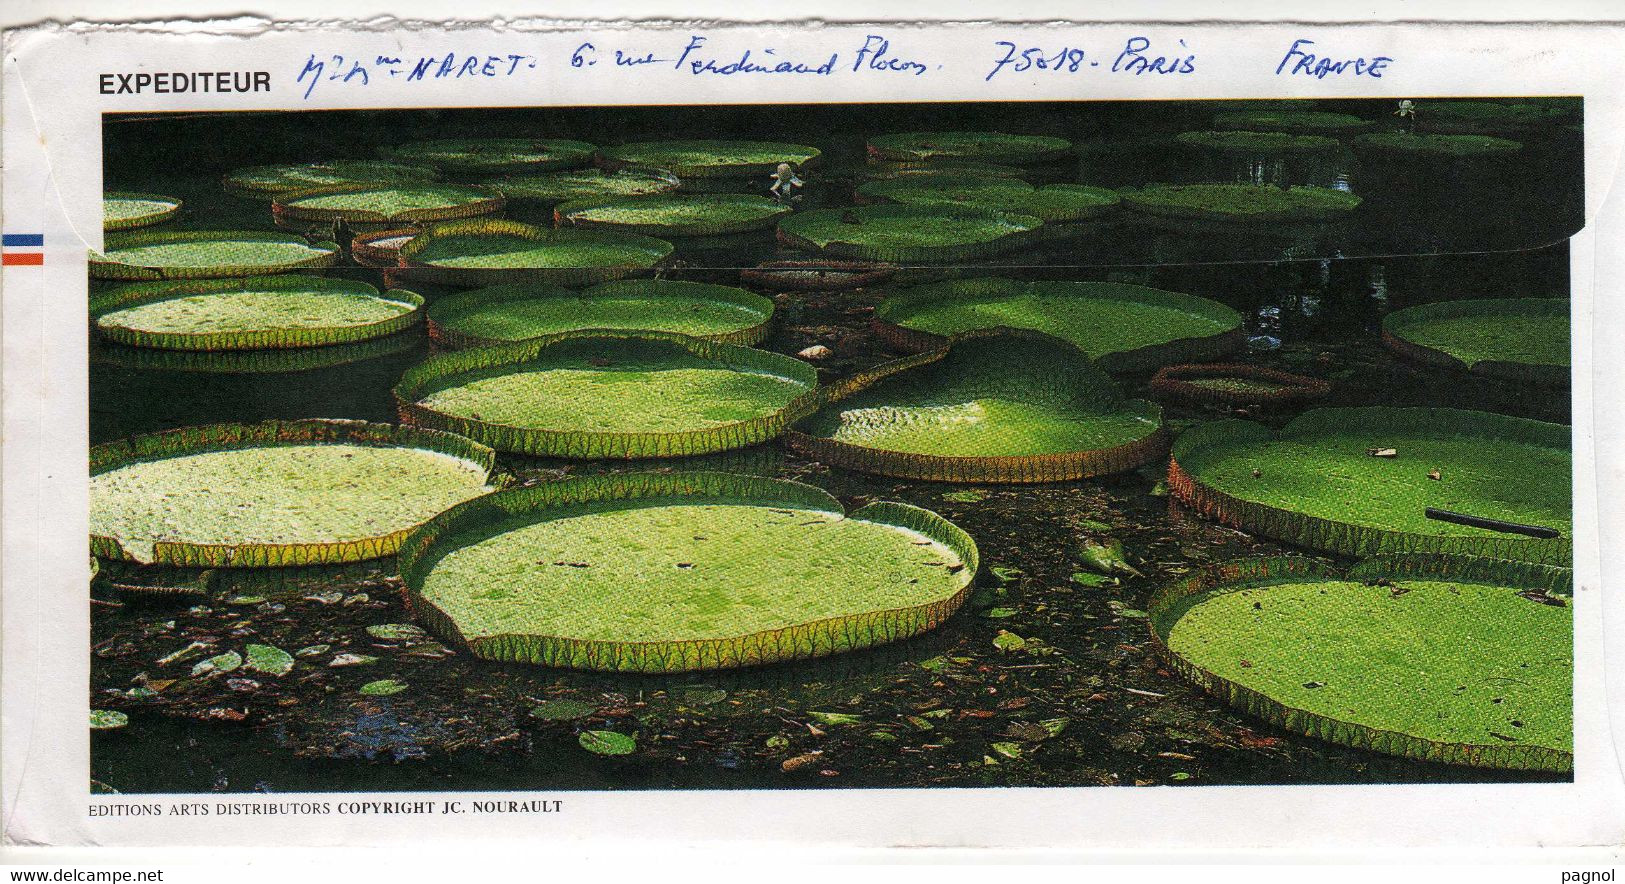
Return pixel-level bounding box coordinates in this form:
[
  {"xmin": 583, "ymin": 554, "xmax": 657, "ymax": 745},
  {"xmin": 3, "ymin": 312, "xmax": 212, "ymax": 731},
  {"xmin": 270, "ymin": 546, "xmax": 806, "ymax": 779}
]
[{"xmin": 82, "ymin": 95, "xmax": 1582, "ymax": 795}]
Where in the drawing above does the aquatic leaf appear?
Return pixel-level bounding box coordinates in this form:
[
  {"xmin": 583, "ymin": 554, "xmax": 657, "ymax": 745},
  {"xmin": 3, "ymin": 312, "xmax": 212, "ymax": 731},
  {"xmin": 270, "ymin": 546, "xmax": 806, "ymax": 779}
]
[
  {"xmin": 679, "ymin": 686, "xmax": 728, "ymax": 706},
  {"xmin": 992, "ymin": 630, "xmax": 1028, "ymax": 653},
  {"xmin": 366, "ymin": 623, "xmax": 428, "ymax": 642},
  {"xmin": 90, "ymin": 710, "xmax": 129, "ymax": 730},
  {"xmin": 396, "ymin": 472, "xmax": 977, "ymax": 673},
  {"xmin": 529, "ymin": 699, "xmax": 597, "ymax": 721},
  {"xmin": 1108, "ymin": 601, "xmax": 1149, "ymax": 619},
  {"xmin": 157, "ymin": 641, "xmax": 211, "ymax": 667},
  {"xmin": 1078, "ymin": 538, "xmax": 1144, "ymax": 578},
  {"xmin": 244, "ymin": 644, "xmax": 294, "ymax": 676},
  {"xmin": 1041, "ymin": 718, "xmax": 1071, "ymax": 738},
  {"xmin": 989, "ymin": 566, "xmax": 1023, "ymax": 584},
  {"xmin": 295, "ymin": 644, "xmax": 331, "ymax": 657},
  {"xmin": 990, "ymin": 741, "xmax": 1024, "ymax": 759},
  {"xmin": 226, "ymin": 595, "xmax": 266, "ymax": 606},
  {"xmin": 918, "ymin": 656, "xmax": 949, "ymax": 671},
  {"xmin": 1171, "ymin": 772, "xmax": 1192, "ymax": 781},
  {"xmin": 191, "ymin": 651, "xmax": 242, "ymax": 677},
  {"xmin": 983, "ymin": 607, "xmax": 1017, "ymax": 619},
  {"xmin": 578, "ymin": 730, "xmax": 636, "ymax": 756},
  {"xmin": 765, "ymin": 734, "xmax": 791, "ymax": 750},
  {"xmin": 329, "ymin": 653, "xmax": 377, "ymax": 667},
  {"xmin": 942, "ymin": 489, "xmax": 987, "ymax": 503},
  {"xmin": 358, "ymin": 679, "xmax": 408, "ymax": 696},
  {"xmin": 906, "ymin": 715, "xmax": 934, "ymax": 731},
  {"xmin": 395, "ymin": 218, "xmax": 673, "ymax": 288},
  {"xmin": 124, "ymin": 687, "xmax": 158, "ymax": 701},
  {"xmin": 807, "ymin": 711, "xmax": 863, "ymax": 726},
  {"xmin": 1071, "ymin": 571, "xmax": 1112, "ymax": 588}
]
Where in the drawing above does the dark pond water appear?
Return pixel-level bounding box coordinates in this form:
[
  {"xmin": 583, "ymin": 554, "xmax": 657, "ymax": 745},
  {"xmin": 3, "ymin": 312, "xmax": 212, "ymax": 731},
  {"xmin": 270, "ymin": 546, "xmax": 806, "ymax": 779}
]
[{"xmin": 91, "ymin": 100, "xmax": 1578, "ymax": 794}]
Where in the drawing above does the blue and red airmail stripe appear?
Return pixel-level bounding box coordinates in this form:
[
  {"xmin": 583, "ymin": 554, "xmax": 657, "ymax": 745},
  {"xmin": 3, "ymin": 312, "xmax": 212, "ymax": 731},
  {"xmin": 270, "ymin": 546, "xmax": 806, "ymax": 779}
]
[{"xmin": 2, "ymin": 233, "xmax": 44, "ymax": 266}]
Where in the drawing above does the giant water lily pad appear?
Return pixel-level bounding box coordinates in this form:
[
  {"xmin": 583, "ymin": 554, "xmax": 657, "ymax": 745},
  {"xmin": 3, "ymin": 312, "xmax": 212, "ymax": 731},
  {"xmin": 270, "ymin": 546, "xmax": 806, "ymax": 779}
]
[
  {"xmin": 484, "ymin": 167, "xmax": 680, "ymax": 205},
  {"xmin": 598, "ymin": 140, "xmax": 820, "ymax": 178},
  {"xmin": 555, "ymin": 193, "xmax": 790, "ymax": 237},
  {"xmin": 866, "ymin": 132, "xmax": 1072, "ymax": 165},
  {"xmin": 777, "ymin": 206, "xmax": 1042, "ymax": 264},
  {"xmin": 379, "ymin": 138, "xmax": 597, "ymax": 174},
  {"xmin": 397, "ymin": 472, "xmax": 978, "ymax": 672},
  {"xmin": 396, "ymin": 219, "xmax": 672, "ymax": 287},
  {"xmin": 1211, "ymin": 110, "xmax": 1373, "ymax": 134},
  {"xmin": 272, "ymin": 184, "xmax": 504, "ymax": 227},
  {"xmin": 104, "ymin": 192, "xmax": 182, "ymax": 231},
  {"xmin": 1352, "ymin": 133, "xmax": 1522, "ymax": 160},
  {"xmin": 1149, "ymin": 554, "xmax": 1572, "ymax": 772},
  {"xmin": 90, "ymin": 231, "xmax": 340, "ymax": 281},
  {"xmin": 221, "ymin": 161, "xmax": 440, "ymax": 199},
  {"xmin": 1382, "ymin": 298, "xmax": 1568, "ymax": 386},
  {"xmin": 90, "ymin": 419, "xmax": 498, "ymax": 566},
  {"xmin": 1418, "ymin": 100, "xmax": 1578, "ymax": 136},
  {"xmin": 787, "ymin": 329, "xmax": 1164, "ymax": 483},
  {"xmin": 426, "ymin": 279, "xmax": 773, "ymax": 349},
  {"xmin": 857, "ymin": 177, "xmax": 1119, "ymax": 223},
  {"xmin": 91, "ymin": 275, "xmax": 424, "ymax": 351},
  {"xmin": 1122, "ymin": 184, "xmax": 1361, "ymax": 224},
  {"xmin": 1174, "ymin": 131, "xmax": 1345, "ymax": 154},
  {"xmin": 1169, "ymin": 407, "xmax": 1571, "ymax": 564},
  {"xmin": 874, "ymin": 277, "xmax": 1244, "ymax": 372},
  {"xmin": 395, "ymin": 330, "xmax": 819, "ymax": 458}
]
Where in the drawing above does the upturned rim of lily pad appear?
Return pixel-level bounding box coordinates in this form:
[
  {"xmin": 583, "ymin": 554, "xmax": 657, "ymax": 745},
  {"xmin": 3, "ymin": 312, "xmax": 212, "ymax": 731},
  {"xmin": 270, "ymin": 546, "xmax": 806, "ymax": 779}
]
[
  {"xmin": 1148, "ymin": 362, "xmax": 1333, "ymax": 408},
  {"xmin": 1147, "ymin": 553, "xmax": 1573, "ymax": 772}
]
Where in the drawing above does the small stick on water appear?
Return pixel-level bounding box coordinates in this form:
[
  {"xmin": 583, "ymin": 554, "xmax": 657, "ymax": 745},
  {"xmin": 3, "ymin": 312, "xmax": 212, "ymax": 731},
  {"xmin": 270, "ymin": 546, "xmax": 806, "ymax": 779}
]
[{"xmin": 1425, "ymin": 508, "xmax": 1560, "ymax": 539}]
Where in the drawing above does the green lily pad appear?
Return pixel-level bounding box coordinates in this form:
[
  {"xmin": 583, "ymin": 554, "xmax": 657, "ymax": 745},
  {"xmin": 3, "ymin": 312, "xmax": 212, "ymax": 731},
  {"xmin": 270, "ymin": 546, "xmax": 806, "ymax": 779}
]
[
  {"xmin": 1122, "ymin": 184, "xmax": 1362, "ymax": 224},
  {"xmin": 90, "ymin": 710, "xmax": 130, "ymax": 730},
  {"xmin": 367, "ymin": 624, "xmax": 428, "ymax": 642},
  {"xmin": 104, "ymin": 192, "xmax": 182, "ymax": 231},
  {"xmin": 484, "ymin": 167, "xmax": 680, "ymax": 205},
  {"xmin": 777, "ymin": 205, "xmax": 1042, "ymax": 264},
  {"xmin": 1174, "ymin": 131, "xmax": 1344, "ymax": 154},
  {"xmin": 984, "ymin": 607, "xmax": 1017, "ymax": 619},
  {"xmin": 244, "ymin": 643, "xmax": 294, "ymax": 676},
  {"xmin": 993, "ymin": 631, "xmax": 1027, "ymax": 652},
  {"xmin": 191, "ymin": 651, "xmax": 242, "ymax": 677},
  {"xmin": 990, "ymin": 741, "xmax": 1024, "ymax": 759},
  {"xmin": 273, "ymin": 183, "xmax": 503, "ymax": 226},
  {"xmin": 396, "ymin": 219, "xmax": 673, "ymax": 287},
  {"xmin": 1211, "ymin": 110, "xmax": 1373, "ymax": 134},
  {"xmin": 1169, "ymin": 407, "xmax": 1571, "ymax": 564},
  {"xmin": 395, "ymin": 330, "xmax": 819, "ymax": 459},
  {"xmin": 397, "ymin": 471, "xmax": 978, "ymax": 672},
  {"xmin": 807, "ymin": 711, "xmax": 863, "ymax": 726},
  {"xmin": 858, "ymin": 177, "xmax": 1119, "ymax": 223},
  {"xmin": 358, "ymin": 678, "xmax": 408, "ymax": 696},
  {"xmin": 874, "ymin": 277, "xmax": 1244, "ymax": 372},
  {"xmin": 1150, "ymin": 554, "xmax": 1573, "ymax": 771},
  {"xmin": 788, "ymin": 329, "xmax": 1165, "ymax": 483},
  {"xmin": 90, "ymin": 230, "xmax": 340, "ymax": 281},
  {"xmin": 222, "ymin": 160, "xmax": 439, "ymax": 199},
  {"xmin": 1381, "ymin": 298, "xmax": 1568, "ymax": 386},
  {"xmin": 578, "ymin": 730, "xmax": 637, "ymax": 756},
  {"xmin": 90, "ymin": 276, "xmax": 424, "ymax": 351},
  {"xmin": 598, "ymin": 140, "xmax": 820, "ymax": 178},
  {"xmin": 1078, "ymin": 538, "xmax": 1143, "ymax": 578},
  {"xmin": 426, "ymin": 279, "xmax": 773, "ymax": 350},
  {"xmin": 380, "ymin": 138, "xmax": 597, "ymax": 174},
  {"xmin": 90, "ymin": 420, "xmax": 498, "ymax": 567},
  {"xmin": 1352, "ymin": 132, "xmax": 1522, "ymax": 159},
  {"xmin": 1417, "ymin": 100, "xmax": 1577, "ymax": 136},
  {"xmin": 556, "ymin": 193, "xmax": 790, "ymax": 237},
  {"xmin": 866, "ymin": 131, "xmax": 1072, "ymax": 165},
  {"xmin": 1071, "ymin": 571, "xmax": 1112, "ymax": 588},
  {"xmin": 529, "ymin": 699, "xmax": 598, "ymax": 721}
]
